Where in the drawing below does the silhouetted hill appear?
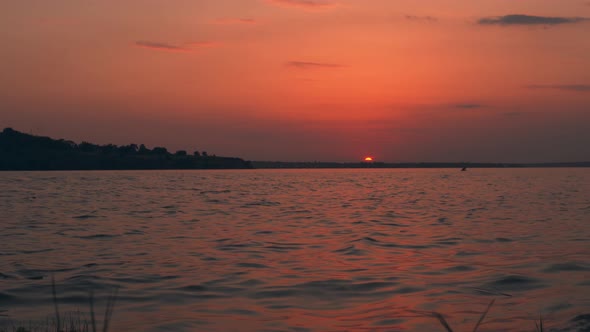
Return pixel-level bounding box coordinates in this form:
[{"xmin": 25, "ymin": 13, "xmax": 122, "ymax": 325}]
[{"xmin": 0, "ymin": 128, "xmax": 252, "ymax": 170}]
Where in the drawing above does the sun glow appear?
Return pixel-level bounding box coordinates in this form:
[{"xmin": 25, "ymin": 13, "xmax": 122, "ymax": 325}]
[{"xmin": 364, "ymin": 157, "xmax": 374, "ymax": 162}]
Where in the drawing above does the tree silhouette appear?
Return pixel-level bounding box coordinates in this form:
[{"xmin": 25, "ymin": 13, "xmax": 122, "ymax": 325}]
[
  {"xmin": 79, "ymin": 142, "xmax": 98, "ymax": 153},
  {"xmin": 119, "ymin": 144, "xmax": 138, "ymax": 155},
  {"xmin": 138, "ymin": 144, "xmax": 150, "ymax": 154},
  {"xmin": 152, "ymin": 147, "xmax": 168, "ymax": 155},
  {"xmin": 0, "ymin": 128, "xmax": 253, "ymax": 170}
]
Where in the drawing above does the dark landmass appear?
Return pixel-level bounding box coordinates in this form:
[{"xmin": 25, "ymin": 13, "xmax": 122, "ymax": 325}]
[
  {"xmin": 0, "ymin": 128, "xmax": 252, "ymax": 170},
  {"xmin": 2, "ymin": 128, "xmax": 588, "ymax": 171},
  {"xmin": 252, "ymin": 161, "xmax": 590, "ymax": 169}
]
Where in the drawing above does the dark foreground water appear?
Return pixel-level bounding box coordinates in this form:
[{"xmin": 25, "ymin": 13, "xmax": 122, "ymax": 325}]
[{"xmin": 0, "ymin": 169, "xmax": 589, "ymax": 331}]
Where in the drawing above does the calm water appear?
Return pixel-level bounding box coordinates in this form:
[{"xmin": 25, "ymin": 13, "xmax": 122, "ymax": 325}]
[{"xmin": 1, "ymin": 169, "xmax": 589, "ymax": 331}]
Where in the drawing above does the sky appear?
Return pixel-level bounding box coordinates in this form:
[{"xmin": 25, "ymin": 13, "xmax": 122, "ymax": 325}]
[{"xmin": 1, "ymin": 0, "xmax": 589, "ymax": 162}]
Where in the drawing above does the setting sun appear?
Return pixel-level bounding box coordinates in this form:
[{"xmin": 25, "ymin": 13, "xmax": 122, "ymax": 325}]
[{"xmin": 364, "ymin": 157, "xmax": 374, "ymax": 162}]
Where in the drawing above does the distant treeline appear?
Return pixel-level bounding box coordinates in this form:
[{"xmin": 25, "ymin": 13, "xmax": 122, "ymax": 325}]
[
  {"xmin": 252, "ymin": 161, "xmax": 590, "ymax": 169},
  {"xmin": 0, "ymin": 128, "xmax": 252, "ymax": 170}
]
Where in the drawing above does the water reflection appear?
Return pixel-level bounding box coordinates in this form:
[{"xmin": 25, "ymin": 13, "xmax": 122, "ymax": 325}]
[{"xmin": 0, "ymin": 169, "xmax": 589, "ymax": 331}]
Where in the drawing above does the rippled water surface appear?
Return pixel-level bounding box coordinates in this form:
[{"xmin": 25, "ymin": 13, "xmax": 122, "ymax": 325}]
[{"xmin": 1, "ymin": 169, "xmax": 589, "ymax": 331}]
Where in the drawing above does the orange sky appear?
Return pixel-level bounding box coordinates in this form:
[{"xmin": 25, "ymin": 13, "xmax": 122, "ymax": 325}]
[{"xmin": 1, "ymin": 0, "xmax": 589, "ymax": 162}]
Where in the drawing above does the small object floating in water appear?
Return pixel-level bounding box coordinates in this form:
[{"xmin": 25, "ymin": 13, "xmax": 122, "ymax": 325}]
[{"xmin": 461, "ymin": 167, "xmax": 467, "ymax": 171}]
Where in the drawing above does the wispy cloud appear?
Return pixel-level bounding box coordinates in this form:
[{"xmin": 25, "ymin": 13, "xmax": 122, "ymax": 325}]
[
  {"xmin": 405, "ymin": 15, "xmax": 437, "ymax": 22},
  {"xmin": 266, "ymin": 0, "xmax": 338, "ymax": 10},
  {"xmin": 212, "ymin": 18, "xmax": 257, "ymax": 25},
  {"xmin": 135, "ymin": 41, "xmax": 189, "ymax": 52},
  {"xmin": 186, "ymin": 41, "xmax": 218, "ymax": 48},
  {"xmin": 286, "ymin": 61, "xmax": 345, "ymax": 69},
  {"xmin": 135, "ymin": 41, "xmax": 217, "ymax": 53},
  {"xmin": 526, "ymin": 84, "xmax": 590, "ymax": 92},
  {"xmin": 478, "ymin": 14, "xmax": 588, "ymax": 26},
  {"xmin": 455, "ymin": 103, "xmax": 484, "ymax": 109}
]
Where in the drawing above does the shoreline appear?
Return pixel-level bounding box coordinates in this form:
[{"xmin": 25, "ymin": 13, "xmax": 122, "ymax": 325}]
[{"xmin": 2, "ymin": 162, "xmax": 589, "ymax": 171}]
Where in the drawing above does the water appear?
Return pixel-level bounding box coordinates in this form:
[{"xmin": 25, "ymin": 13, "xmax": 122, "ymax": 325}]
[{"xmin": 1, "ymin": 169, "xmax": 589, "ymax": 331}]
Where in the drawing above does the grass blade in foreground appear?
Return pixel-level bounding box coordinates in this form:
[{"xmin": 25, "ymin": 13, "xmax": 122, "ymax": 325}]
[
  {"xmin": 51, "ymin": 276, "xmax": 60, "ymax": 332},
  {"xmin": 472, "ymin": 299, "xmax": 495, "ymax": 332}
]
